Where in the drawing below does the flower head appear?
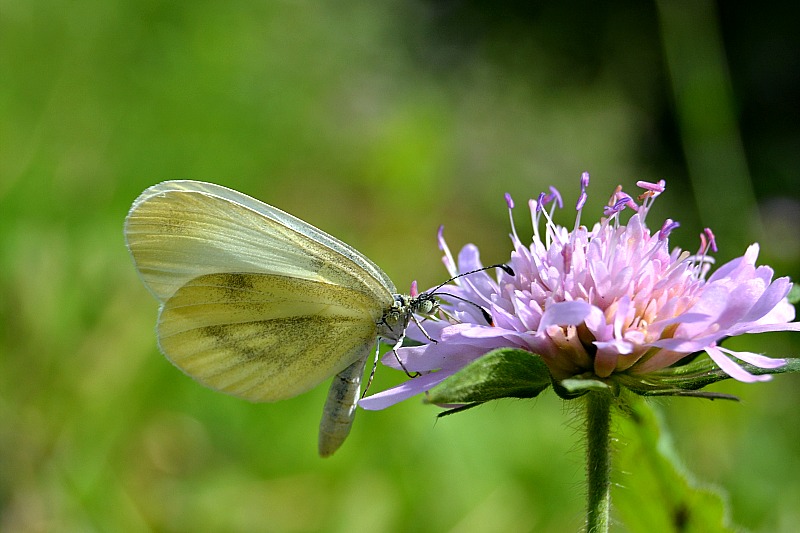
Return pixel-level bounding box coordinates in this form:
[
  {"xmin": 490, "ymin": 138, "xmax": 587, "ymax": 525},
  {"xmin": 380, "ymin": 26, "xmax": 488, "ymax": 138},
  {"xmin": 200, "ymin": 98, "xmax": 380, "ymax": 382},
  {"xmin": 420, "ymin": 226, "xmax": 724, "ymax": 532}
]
[{"xmin": 361, "ymin": 174, "xmax": 799, "ymax": 410}]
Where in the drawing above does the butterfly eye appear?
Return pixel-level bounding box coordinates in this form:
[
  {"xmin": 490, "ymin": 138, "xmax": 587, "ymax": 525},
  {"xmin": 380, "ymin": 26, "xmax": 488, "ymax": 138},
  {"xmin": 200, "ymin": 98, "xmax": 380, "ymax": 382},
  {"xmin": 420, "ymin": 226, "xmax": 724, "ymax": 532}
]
[{"xmin": 415, "ymin": 296, "xmax": 438, "ymax": 317}]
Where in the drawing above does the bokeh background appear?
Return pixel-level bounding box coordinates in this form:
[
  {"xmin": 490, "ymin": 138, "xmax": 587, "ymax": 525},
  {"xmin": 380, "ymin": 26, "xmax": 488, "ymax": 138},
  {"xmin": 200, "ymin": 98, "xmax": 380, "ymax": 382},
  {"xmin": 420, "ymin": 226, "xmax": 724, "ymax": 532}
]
[{"xmin": 2, "ymin": 1, "xmax": 799, "ymax": 531}]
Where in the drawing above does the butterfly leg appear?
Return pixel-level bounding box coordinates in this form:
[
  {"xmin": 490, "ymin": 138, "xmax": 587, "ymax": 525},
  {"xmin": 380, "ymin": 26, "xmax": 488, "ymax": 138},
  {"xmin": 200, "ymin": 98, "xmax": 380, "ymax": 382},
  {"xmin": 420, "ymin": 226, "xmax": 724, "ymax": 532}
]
[
  {"xmin": 411, "ymin": 313, "xmax": 439, "ymax": 344},
  {"xmin": 361, "ymin": 340, "xmax": 382, "ymax": 398},
  {"xmin": 388, "ymin": 328, "xmax": 421, "ymax": 379}
]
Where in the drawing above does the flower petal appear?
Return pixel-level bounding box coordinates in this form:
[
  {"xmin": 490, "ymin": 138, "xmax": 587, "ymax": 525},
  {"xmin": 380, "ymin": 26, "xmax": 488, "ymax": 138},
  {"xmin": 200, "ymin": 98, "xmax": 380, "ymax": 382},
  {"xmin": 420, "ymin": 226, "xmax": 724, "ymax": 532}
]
[
  {"xmin": 537, "ymin": 301, "xmax": 592, "ymax": 333},
  {"xmin": 359, "ymin": 371, "xmax": 453, "ymax": 410},
  {"xmin": 705, "ymin": 345, "xmax": 772, "ymax": 383},
  {"xmin": 740, "ymin": 277, "xmax": 793, "ymax": 324},
  {"xmin": 727, "ymin": 321, "xmax": 800, "ymax": 335},
  {"xmin": 714, "ymin": 345, "xmax": 786, "ymax": 369}
]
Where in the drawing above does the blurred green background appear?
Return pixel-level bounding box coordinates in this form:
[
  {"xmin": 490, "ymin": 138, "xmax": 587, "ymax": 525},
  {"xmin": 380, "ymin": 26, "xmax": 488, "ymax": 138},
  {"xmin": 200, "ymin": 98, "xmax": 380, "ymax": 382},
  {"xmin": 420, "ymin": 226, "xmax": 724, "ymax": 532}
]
[{"xmin": 2, "ymin": 1, "xmax": 799, "ymax": 531}]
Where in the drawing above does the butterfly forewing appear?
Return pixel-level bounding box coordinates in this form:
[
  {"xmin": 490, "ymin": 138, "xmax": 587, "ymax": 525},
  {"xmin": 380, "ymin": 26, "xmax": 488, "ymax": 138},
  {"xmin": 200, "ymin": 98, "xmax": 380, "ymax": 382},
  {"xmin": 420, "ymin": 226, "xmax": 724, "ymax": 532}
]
[{"xmin": 125, "ymin": 181, "xmax": 395, "ymax": 304}]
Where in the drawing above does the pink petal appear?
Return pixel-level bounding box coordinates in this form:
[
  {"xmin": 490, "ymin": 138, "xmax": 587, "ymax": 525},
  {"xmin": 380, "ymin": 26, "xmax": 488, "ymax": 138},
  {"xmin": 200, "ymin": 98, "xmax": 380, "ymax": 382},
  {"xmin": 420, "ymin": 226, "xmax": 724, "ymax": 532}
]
[
  {"xmin": 714, "ymin": 345, "xmax": 786, "ymax": 369},
  {"xmin": 649, "ymin": 312, "xmax": 712, "ymax": 329},
  {"xmin": 705, "ymin": 345, "xmax": 772, "ymax": 383},
  {"xmin": 457, "ymin": 244, "xmax": 484, "ymax": 273},
  {"xmin": 359, "ymin": 371, "xmax": 453, "ymax": 410},
  {"xmin": 594, "ymin": 339, "xmax": 634, "ymax": 355},
  {"xmin": 740, "ymin": 277, "xmax": 793, "ymax": 323},
  {"xmin": 440, "ymin": 323, "xmax": 507, "ymax": 341},
  {"xmin": 727, "ymin": 321, "xmax": 800, "ymax": 335},
  {"xmin": 650, "ymin": 337, "xmax": 712, "ymax": 352},
  {"xmin": 537, "ymin": 301, "xmax": 592, "ymax": 333},
  {"xmin": 718, "ymin": 278, "xmax": 767, "ymax": 326},
  {"xmin": 403, "ymin": 318, "xmax": 450, "ymax": 344},
  {"xmin": 706, "ymin": 245, "xmax": 755, "ymax": 282},
  {"xmin": 438, "ymin": 226, "xmax": 458, "ymax": 278},
  {"xmin": 593, "ymin": 348, "xmax": 619, "ymax": 377}
]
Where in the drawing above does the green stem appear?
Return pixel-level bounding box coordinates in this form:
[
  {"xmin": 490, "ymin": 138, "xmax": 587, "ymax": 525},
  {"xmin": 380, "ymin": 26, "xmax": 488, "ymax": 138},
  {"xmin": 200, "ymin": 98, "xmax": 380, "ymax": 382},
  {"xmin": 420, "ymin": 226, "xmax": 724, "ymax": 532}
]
[{"xmin": 586, "ymin": 391, "xmax": 613, "ymax": 533}]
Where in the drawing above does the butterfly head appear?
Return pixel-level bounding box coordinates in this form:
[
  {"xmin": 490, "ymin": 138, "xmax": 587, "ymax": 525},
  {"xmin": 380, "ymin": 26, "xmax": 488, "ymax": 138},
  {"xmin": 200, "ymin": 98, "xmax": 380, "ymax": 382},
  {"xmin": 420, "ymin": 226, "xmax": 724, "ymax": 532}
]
[
  {"xmin": 377, "ymin": 264, "xmax": 513, "ymax": 343},
  {"xmin": 377, "ymin": 292, "xmax": 439, "ymax": 341}
]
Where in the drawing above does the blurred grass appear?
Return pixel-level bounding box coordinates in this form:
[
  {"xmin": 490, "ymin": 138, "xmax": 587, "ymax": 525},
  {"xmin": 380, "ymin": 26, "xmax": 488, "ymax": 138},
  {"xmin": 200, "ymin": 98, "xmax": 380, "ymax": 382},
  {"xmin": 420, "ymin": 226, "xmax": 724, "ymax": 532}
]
[{"xmin": 1, "ymin": 1, "xmax": 798, "ymax": 532}]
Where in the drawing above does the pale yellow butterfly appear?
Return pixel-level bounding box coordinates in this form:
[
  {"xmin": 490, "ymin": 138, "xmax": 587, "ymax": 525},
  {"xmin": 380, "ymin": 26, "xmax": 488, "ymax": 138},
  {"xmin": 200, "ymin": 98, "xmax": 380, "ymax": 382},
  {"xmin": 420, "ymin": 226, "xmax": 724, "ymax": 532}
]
[{"xmin": 125, "ymin": 180, "xmax": 438, "ymax": 457}]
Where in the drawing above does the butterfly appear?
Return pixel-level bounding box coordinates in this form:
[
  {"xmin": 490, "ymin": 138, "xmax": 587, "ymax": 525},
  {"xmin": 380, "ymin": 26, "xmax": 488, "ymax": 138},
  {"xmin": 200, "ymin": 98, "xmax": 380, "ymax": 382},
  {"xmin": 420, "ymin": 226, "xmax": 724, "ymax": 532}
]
[{"xmin": 124, "ymin": 180, "xmax": 439, "ymax": 456}]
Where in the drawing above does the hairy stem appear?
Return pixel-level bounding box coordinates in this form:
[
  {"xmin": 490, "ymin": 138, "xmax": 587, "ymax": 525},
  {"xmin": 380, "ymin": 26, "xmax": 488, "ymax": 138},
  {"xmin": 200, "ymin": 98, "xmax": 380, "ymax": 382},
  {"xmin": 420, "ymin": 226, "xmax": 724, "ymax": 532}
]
[{"xmin": 586, "ymin": 391, "xmax": 613, "ymax": 532}]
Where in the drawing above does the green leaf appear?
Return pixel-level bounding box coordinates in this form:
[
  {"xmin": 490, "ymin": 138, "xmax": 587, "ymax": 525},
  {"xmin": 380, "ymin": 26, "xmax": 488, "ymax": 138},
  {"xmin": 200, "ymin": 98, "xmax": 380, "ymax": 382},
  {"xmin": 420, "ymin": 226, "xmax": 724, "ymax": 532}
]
[
  {"xmin": 613, "ymin": 395, "xmax": 737, "ymax": 532},
  {"xmin": 424, "ymin": 348, "xmax": 551, "ymax": 406}
]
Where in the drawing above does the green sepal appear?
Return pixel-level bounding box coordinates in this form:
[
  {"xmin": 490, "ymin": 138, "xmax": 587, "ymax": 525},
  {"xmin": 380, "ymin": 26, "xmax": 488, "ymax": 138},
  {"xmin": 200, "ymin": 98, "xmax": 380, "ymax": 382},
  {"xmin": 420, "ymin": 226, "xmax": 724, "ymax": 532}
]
[
  {"xmin": 424, "ymin": 348, "xmax": 551, "ymax": 407},
  {"xmin": 616, "ymin": 355, "xmax": 800, "ymax": 399},
  {"xmin": 552, "ymin": 376, "xmax": 614, "ymax": 400}
]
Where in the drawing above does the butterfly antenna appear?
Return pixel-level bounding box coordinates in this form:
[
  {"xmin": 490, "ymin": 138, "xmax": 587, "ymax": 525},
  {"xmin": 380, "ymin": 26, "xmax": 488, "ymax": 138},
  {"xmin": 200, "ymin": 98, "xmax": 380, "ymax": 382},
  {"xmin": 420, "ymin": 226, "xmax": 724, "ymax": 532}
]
[
  {"xmin": 424, "ymin": 264, "xmax": 512, "ymax": 326},
  {"xmin": 434, "ymin": 292, "xmax": 494, "ymax": 325},
  {"xmin": 428, "ymin": 263, "xmax": 513, "ymax": 294}
]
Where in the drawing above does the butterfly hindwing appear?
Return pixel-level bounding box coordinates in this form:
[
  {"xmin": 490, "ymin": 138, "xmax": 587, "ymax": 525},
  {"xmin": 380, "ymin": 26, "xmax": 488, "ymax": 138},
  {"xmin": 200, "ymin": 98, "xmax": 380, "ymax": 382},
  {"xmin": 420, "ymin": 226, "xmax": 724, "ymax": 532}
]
[{"xmin": 157, "ymin": 272, "xmax": 381, "ymax": 402}]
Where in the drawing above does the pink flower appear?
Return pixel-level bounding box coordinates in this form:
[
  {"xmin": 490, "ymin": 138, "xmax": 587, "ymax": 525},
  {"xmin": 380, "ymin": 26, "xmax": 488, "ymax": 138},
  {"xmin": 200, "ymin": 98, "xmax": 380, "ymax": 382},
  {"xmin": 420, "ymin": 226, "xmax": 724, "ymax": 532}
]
[{"xmin": 361, "ymin": 173, "xmax": 799, "ymax": 410}]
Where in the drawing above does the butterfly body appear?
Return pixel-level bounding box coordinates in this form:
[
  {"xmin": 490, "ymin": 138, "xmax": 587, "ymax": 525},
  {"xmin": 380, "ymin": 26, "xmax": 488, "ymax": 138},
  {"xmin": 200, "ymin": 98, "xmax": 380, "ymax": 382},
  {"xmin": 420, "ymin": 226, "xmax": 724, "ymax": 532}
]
[{"xmin": 125, "ymin": 180, "xmax": 425, "ymax": 456}]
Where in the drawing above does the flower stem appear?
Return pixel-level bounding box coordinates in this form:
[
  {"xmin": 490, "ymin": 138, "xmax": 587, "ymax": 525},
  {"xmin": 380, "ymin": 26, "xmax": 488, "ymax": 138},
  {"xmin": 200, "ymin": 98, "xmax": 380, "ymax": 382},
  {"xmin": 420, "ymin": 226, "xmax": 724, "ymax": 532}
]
[{"xmin": 585, "ymin": 391, "xmax": 613, "ymax": 533}]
